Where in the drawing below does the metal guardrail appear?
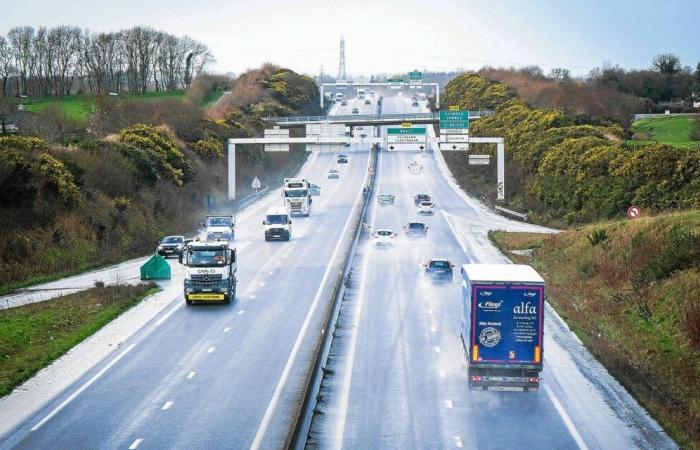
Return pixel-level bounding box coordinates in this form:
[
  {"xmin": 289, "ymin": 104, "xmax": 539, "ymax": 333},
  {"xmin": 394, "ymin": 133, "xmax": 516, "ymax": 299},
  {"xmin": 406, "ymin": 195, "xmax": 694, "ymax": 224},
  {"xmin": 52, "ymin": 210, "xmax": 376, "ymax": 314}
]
[
  {"xmin": 267, "ymin": 110, "xmax": 494, "ymax": 126},
  {"xmin": 495, "ymin": 205, "xmax": 528, "ymax": 222},
  {"xmin": 233, "ymin": 186, "xmax": 270, "ymax": 212}
]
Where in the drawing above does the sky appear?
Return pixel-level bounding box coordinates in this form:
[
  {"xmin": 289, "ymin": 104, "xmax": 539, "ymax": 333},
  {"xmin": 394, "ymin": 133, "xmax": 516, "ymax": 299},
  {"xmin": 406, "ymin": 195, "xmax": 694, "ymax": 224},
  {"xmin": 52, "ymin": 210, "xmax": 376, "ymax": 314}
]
[{"xmin": 1, "ymin": 0, "xmax": 699, "ymax": 77}]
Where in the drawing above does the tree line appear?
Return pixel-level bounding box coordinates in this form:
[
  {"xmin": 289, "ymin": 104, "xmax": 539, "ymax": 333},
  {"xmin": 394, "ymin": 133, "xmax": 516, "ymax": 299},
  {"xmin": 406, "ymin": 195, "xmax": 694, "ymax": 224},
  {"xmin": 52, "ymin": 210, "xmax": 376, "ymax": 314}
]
[{"xmin": 0, "ymin": 25, "xmax": 213, "ymax": 98}]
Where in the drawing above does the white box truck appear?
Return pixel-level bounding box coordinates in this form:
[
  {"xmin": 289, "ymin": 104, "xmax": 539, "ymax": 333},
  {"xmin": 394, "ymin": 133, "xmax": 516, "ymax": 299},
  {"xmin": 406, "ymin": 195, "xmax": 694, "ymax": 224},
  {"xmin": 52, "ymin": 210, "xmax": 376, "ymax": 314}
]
[{"xmin": 204, "ymin": 213, "xmax": 235, "ymax": 241}]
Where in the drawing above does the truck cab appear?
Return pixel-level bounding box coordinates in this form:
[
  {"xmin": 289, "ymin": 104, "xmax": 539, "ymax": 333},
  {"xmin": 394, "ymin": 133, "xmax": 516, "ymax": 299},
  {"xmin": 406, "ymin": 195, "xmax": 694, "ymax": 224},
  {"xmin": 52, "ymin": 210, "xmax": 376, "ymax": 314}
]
[
  {"xmin": 180, "ymin": 241, "xmax": 237, "ymax": 305},
  {"xmin": 263, "ymin": 207, "xmax": 292, "ymax": 241},
  {"xmin": 205, "ymin": 213, "xmax": 235, "ymax": 241},
  {"xmin": 460, "ymin": 264, "xmax": 545, "ymax": 392},
  {"xmin": 283, "ymin": 177, "xmax": 312, "ymax": 216}
]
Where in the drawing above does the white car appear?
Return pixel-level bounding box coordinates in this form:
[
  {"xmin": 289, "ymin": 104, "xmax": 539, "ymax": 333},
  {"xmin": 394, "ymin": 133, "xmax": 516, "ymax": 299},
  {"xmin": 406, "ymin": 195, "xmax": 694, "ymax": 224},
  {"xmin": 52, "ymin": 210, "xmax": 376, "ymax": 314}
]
[
  {"xmin": 408, "ymin": 161, "xmax": 422, "ymax": 173},
  {"xmin": 417, "ymin": 201, "xmax": 435, "ymax": 215},
  {"xmin": 373, "ymin": 229, "xmax": 397, "ymax": 246}
]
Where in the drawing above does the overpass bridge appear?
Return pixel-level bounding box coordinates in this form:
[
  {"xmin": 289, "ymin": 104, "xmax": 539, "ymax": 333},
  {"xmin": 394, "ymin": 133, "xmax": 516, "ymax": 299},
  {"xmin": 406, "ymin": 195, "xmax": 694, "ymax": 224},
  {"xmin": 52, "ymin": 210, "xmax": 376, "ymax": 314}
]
[{"xmin": 266, "ymin": 110, "xmax": 494, "ymax": 127}]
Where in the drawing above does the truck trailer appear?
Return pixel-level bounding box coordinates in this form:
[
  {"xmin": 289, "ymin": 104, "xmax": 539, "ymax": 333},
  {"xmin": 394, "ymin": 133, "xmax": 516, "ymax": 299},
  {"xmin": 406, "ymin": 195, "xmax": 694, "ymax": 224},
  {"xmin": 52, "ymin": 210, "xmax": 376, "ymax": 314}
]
[{"xmin": 460, "ymin": 264, "xmax": 545, "ymax": 392}]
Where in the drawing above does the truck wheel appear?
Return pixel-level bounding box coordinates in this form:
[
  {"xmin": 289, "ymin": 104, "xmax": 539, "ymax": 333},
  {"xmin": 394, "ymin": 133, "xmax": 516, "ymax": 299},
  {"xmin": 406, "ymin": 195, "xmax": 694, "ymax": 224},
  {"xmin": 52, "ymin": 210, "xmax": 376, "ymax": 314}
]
[
  {"xmin": 186, "ymin": 298, "xmax": 192, "ymax": 306},
  {"xmin": 223, "ymin": 295, "xmax": 231, "ymax": 305}
]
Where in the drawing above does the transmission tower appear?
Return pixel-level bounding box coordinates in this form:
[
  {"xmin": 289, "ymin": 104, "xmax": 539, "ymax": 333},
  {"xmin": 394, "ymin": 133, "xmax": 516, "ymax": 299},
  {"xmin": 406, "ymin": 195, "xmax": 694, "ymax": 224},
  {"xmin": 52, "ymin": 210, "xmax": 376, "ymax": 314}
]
[{"xmin": 337, "ymin": 36, "xmax": 347, "ymax": 81}]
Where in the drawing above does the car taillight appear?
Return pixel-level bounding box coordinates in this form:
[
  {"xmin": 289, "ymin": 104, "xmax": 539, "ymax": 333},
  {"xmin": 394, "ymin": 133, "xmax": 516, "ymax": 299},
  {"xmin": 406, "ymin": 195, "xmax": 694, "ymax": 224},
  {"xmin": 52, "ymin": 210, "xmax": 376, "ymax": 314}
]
[
  {"xmin": 528, "ymin": 377, "xmax": 539, "ymax": 383},
  {"xmin": 470, "ymin": 375, "xmax": 482, "ymax": 381}
]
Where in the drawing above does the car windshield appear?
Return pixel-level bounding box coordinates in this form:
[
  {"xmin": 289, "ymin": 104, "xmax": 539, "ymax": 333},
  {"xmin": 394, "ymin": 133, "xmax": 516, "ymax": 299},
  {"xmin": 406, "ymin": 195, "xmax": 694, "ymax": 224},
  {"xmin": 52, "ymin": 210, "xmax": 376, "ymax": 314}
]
[
  {"xmin": 285, "ymin": 189, "xmax": 308, "ymax": 198},
  {"xmin": 163, "ymin": 236, "xmax": 182, "ymax": 244},
  {"xmin": 266, "ymin": 214, "xmax": 288, "ymax": 225},
  {"xmin": 208, "ymin": 217, "xmax": 231, "ymax": 227},
  {"xmin": 188, "ymin": 249, "xmax": 227, "ymax": 267},
  {"xmin": 430, "ymin": 260, "xmax": 450, "ymax": 269},
  {"xmin": 420, "ymin": 202, "xmax": 432, "ymax": 207},
  {"xmin": 377, "ymin": 230, "xmax": 393, "ymax": 236},
  {"xmin": 207, "ymin": 231, "xmax": 230, "ymax": 241},
  {"xmin": 409, "ymin": 223, "xmax": 424, "ymax": 230}
]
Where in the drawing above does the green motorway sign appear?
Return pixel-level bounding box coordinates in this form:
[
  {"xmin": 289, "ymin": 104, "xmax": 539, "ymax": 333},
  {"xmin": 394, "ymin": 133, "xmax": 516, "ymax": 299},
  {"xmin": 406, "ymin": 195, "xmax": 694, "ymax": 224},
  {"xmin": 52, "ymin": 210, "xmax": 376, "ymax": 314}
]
[
  {"xmin": 409, "ymin": 70, "xmax": 422, "ymax": 81},
  {"xmin": 387, "ymin": 127, "xmax": 426, "ymax": 135},
  {"xmin": 439, "ymin": 110, "xmax": 469, "ymax": 129}
]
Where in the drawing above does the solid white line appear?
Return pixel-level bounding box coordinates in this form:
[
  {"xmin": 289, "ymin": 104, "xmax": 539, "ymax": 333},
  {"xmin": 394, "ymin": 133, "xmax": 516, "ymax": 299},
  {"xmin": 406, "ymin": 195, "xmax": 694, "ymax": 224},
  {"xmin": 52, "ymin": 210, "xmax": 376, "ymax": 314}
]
[
  {"xmin": 430, "ymin": 326, "xmax": 437, "ymax": 332},
  {"xmin": 444, "ymin": 399, "xmax": 453, "ymax": 409},
  {"xmin": 224, "ymin": 327, "xmax": 231, "ymax": 333},
  {"xmin": 187, "ymin": 371, "xmax": 196, "ymax": 379},
  {"xmin": 31, "ymin": 344, "xmax": 136, "ymax": 431},
  {"xmin": 128, "ymin": 438, "xmax": 143, "ymax": 449},
  {"xmin": 438, "ymin": 370, "xmax": 446, "ymax": 379},
  {"xmin": 544, "ymin": 384, "xmax": 589, "ymax": 450},
  {"xmin": 250, "ymin": 294, "xmax": 257, "ymax": 299},
  {"xmin": 330, "ymin": 147, "xmax": 383, "ymax": 450},
  {"xmin": 250, "ymin": 140, "xmax": 372, "ymax": 450},
  {"xmin": 428, "ymin": 309, "xmax": 433, "ymax": 315},
  {"xmin": 207, "ymin": 346, "xmax": 216, "ymax": 354},
  {"xmin": 454, "ymin": 436, "xmax": 463, "ymax": 448},
  {"xmin": 154, "ymin": 300, "xmax": 181, "ymax": 326},
  {"xmin": 237, "ymin": 310, "xmax": 244, "ymax": 315},
  {"xmin": 161, "ymin": 400, "xmax": 173, "ymax": 410},
  {"xmin": 259, "ymin": 282, "xmax": 266, "ymax": 287},
  {"xmin": 434, "ymin": 346, "xmax": 441, "ymax": 353}
]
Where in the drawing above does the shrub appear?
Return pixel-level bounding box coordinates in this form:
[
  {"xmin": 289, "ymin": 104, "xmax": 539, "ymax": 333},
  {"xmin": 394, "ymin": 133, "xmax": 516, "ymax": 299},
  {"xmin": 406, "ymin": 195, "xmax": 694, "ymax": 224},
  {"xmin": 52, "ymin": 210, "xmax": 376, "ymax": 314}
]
[
  {"xmin": 193, "ymin": 137, "xmax": 224, "ymax": 159},
  {"xmin": 587, "ymin": 228, "xmax": 609, "ymax": 246}
]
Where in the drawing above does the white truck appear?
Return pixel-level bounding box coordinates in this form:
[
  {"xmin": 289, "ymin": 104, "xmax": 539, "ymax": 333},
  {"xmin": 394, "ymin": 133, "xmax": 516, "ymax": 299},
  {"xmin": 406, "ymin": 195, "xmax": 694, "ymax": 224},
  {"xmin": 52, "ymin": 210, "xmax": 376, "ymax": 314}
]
[
  {"xmin": 263, "ymin": 206, "xmax": 292, "ymax": 241},
  {"xmin": 283, "ymin": 177, "xmax": 312, "ymax": 216},
  {"xmin": 204, "ymin": 213, "xmax": 235, "ymax": 241},
  {"xmin": 180, "ymin": 241, "xmax": 237, "ymax": 305}
]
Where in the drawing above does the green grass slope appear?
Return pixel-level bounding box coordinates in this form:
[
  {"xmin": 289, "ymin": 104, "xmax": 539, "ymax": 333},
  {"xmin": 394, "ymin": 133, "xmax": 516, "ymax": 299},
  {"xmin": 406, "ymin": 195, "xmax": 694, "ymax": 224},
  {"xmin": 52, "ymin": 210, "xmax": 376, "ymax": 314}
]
[{"xmin": 631, "ymin": 116, "xmax": 699, "ymax": 148}]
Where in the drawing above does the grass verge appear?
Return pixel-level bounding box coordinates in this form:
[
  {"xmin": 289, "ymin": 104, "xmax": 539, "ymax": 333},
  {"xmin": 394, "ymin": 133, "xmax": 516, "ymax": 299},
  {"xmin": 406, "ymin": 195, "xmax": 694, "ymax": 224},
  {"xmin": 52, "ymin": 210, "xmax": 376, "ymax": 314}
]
[
  {"xmin": 488, "ymin": 210, "xmax": 700, "ymax": 449},
  {"xmin": 0, "ymin": 283, "xmax": 158, "ymax": 398},
  {"xmin": 630, "ymin": 116, "xmax": 699, "ymax": 148}
]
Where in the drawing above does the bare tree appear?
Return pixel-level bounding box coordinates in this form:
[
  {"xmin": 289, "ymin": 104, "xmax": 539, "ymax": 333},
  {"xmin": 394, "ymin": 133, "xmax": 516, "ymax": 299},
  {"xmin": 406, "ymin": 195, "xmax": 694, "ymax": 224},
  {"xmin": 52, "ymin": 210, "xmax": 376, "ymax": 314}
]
[
  {"xmin": 7, "ymin": 26, "xmax": 35, "ymax": 96},
  {"xmin": 0, "ymin": 37, "xmax": 15, "ymax": 96}
]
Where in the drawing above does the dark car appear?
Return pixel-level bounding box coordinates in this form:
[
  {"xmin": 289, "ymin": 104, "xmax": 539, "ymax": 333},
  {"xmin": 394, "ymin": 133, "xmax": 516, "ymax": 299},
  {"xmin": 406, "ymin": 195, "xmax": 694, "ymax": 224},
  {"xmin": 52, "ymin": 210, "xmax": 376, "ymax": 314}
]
[
  {"xmin": 424, "ymin": 258, "xmax": 454, "ymax": 280},
  {"xmin": 341, "ymin": 100, "xmax": 348, "ymax": 106},
  {"xmin": 364, "ymin": 99, "xmax": 371, "ymax": 105},
  {"xmin": 414, "ymin": 193, "xmax": 431, "ymax": 205},
  {"xmin": 337, "ymin": 154, "xmax": 349, "ymax": 163},
  {"xmin": 351, "ymin": 108, "xmax": 359, "ymax": 114},
  {"xmin": 404, "ymin": 222, "xmax": 428, "ymax": 237},
  {"xmin": 412, "ymin": 101, "xmax": 419, "ymax": 107},
  {"xmin": 158, "ymin": 235, "xmax": 185, "ymax": 258}
]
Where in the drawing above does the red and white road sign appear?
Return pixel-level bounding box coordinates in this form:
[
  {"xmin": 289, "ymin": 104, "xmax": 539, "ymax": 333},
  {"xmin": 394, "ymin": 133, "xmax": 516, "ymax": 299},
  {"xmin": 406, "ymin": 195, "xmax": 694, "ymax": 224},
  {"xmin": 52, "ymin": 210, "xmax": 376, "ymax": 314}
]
[{"xmin": 627, "ymin": 205, "xmax": 641, "ymax": 219}]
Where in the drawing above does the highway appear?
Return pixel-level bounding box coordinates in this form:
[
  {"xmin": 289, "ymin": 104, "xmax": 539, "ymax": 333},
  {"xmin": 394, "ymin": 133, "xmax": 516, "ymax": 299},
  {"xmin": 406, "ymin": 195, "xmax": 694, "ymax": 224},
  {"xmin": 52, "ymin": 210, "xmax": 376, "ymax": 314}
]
[
  {"xmin": 305, "ymin": 95, "xmax": 676, "ymax": 449},
  {"xmin": 0, "ymin": 98, "xmax": 376, "ymax": 449}
]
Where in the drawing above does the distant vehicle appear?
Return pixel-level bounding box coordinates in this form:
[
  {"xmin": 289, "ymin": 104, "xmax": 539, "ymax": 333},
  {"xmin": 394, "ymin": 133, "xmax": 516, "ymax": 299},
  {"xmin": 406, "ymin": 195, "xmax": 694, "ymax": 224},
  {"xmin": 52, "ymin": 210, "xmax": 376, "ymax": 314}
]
[
  {"xmin": 373, "ymin": 229, "xmax": 397, "ymax": 246},
  {"xmin": 364, "ymin": 99, "xmax": 371, "ymax": 105},
  {"xmin": 344, "ymin": 142, "xmax": 351, "ymax": 147},
  {"xmin": 351, "ymin": 108, "xmax": 359, "ymax": 114},
  {"xmin": 461, "ymin": 264, "xmax": 545, "ymax": 392},
  {"xmin": 404, "ymin": 222, "xmax": 428, "ymax": 237},
  {"xmin": 412, "ymin": 101, "xmax": 419, "ymax": 107},
  {"xmin": 328, "ymin": 169, "xmax": 340, "ymax": 179},
  {"xmin": 369, "ymin": 90, "xmax": 375, "ymax": 97},
  {"xmin": 414, "ymin": 193, "xmax": 431, "ymax": 205},
  {"xmin": 337, "ymin": 154, "xmax": 349, "ymax": 163},
  {"xmin": 180, "ymin": 241, "xmax": 237, "ymax": 305},
  {"xmin": 377, "ymin": 193, "xmax": 395, "ymax": 205},
  {"xmin": 309, "ymin": 183, "xmax": 321, "ymax": 196},
  {"xmin": 283, "ymin": 177, "xmax": 312, "ymax": 216},
  {"xmin": 336, "ymin": 93, "xmax": 345, "ymax": 101},
  {"xmin": 205, "ymin": 213, "xmax": 235, "ymax": 241},
  {"xmin": 411, "ymin": 96, "xmax": 417, "ymax": 101},
  {"xmin": 357, "ymin": 88, "xmax": 365, "ymax": 98},
  {"xmin": 341, "ymin": 100, "xmax": 348, "ymax": 106},
  {"xmin": 423, "ymin": 258, "xmax": 454, "ymax": 280},
  {"xmin": 158, "ymin": 235, "xmax": 185, "ymax": 258},
  {"xmin": 408, "ymin": 161, "xmax": 422, "ymax": 173},
  {"xmin": 417, "ymin": 201, "xmax": 435, "ymax": 215},
  {"xmin": 263, "ymin": 207, "xmax": 291, "ymax": 241}
]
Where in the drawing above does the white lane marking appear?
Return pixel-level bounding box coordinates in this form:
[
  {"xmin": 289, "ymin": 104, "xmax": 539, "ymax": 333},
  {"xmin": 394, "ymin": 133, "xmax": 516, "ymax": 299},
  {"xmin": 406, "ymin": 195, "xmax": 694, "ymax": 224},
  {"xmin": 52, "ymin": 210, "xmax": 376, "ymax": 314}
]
[
  {"xmin": 250, "ymin": 294, "xmax": 257, "ymax": 299},
  {"xmin": 259, "ymin": 282, "xmax": 266, "ymax": 287},
  {"xmin": 439, "ymin": 370, "xmax": 446, "ymax": 379},
  {"xmin": 428, "ymin": 309, "xmax": 433, "ymax": 315},
  {"xmin": 454, "ymin": 436, "xmax": 463, "ymax": 448},
  {"xmin": 224, "ymin": 327, "xmax": 231, "ymax": 333},
  {"xmin": 237, "ymin": 310, "xmax": 244, "ymax": 315},
  {"xmin": 187, "ymin": 371, "xmax": 196, "ymax": 379},
  {"xmin": 250, "ymin": 139, "xmax": 371, "ymax": 450},
  {"xmin": 430, "ymin": 325, "xmax": 437, "ymax": 332},
  {"xmin": 331, "ymin": 146, "xmax": 382, "ymax": 450},
  {"xmin": 544, "ymin": 384, "xmax": 589, "ymax": 450},
  {"xmin": 155, "ymin": 300, "xmax": 181, "ymax": 326},
  {"xmin": 207, "ymin": 346, "xmax": 216, "ymax": 354},
  {"xmin": 161, "ymin": 400, "xmax": 173, "ymax": 410},
  {"xmin": 444, "ymin": 399, "xmax": 453, "ymax": 409},
  {"xmin": 31, "ymin": 344, "xmax": 136, "ymax": 431},
  {"xmin": 268, "ymin": 271, "xmax": 274, "ymax": 275},
  {"xmin": 434, "ymin": 346, "xmax": 441, "ymax": 353},
  {"xmin": 440, "ymin": 210, "xmax": 471, "ymax": 258},
  {"xmin": 129, "ymin": 438, "xmax": 144, "ymax": 449}
]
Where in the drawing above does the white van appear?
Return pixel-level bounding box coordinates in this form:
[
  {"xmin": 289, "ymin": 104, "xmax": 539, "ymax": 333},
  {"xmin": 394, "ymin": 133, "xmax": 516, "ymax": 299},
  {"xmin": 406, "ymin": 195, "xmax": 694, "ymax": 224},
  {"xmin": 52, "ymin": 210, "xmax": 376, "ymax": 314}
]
[{"xmin": 263, "ymin": 207, "xmax": 292, "ymax": 241}]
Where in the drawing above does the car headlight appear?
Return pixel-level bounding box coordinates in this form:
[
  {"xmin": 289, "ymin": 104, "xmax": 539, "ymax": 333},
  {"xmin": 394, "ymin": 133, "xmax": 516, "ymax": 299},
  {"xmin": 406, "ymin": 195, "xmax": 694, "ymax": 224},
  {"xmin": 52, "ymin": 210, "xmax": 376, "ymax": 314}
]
[{"xmin": 158, "ymin": 245, "xmax": 164, "ymax": 250}]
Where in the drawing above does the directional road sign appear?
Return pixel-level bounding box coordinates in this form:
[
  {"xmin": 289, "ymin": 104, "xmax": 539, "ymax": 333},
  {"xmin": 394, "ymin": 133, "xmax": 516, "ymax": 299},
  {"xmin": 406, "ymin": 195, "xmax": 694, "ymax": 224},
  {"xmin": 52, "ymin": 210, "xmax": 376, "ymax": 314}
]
[
  {"xmin": 439, "ymin": 134, "xmax": 469, "ymax": 143},
  {"xmin": 251, "ymin": 176, "xmax": 261, "ymax": 190},
  {"xmin": 627, "ymin": 205, "xmax": 641, "ymax": 219},
  {"xmin": 440, "ymin": 143, "xmax": 469, "ymax": 151},
  {"xmin": 387, "ymin": 127, "xmax": 427, "ymax": 144},
  {"xmin": 469, "ymin": 154, "xmax": 491, "ymax": 165},
  {"xmin": 439, "ymin": 110, "xmax": 470, "ymax": 130}
]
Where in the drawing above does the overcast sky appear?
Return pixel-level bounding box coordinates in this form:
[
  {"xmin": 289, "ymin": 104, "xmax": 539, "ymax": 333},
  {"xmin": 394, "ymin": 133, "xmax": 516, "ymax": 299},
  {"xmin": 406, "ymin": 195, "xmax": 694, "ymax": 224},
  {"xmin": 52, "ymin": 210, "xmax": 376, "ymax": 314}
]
[{"xmin": 2, "ymin": 0, "xmax": 699, "ymax": 77}]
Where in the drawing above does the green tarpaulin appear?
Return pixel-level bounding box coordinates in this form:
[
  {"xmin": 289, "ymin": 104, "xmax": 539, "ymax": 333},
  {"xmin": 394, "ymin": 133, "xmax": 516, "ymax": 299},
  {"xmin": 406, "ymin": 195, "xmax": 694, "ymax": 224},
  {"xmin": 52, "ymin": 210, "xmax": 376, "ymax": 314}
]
[{"xmin": 140, "ymin": 253, "xmax": 171, "ymax": 280}]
